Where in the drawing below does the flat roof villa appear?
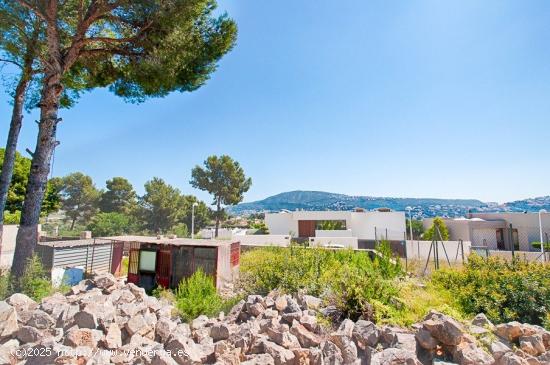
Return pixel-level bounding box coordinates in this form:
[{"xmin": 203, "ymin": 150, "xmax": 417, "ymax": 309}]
[
  {"xmin": 423, "ymin": 212, "xmax": 550, "ymax": 252},
  {"xmin": 265, "ymin": 209, "xmax": 406, "ymax": 248}
]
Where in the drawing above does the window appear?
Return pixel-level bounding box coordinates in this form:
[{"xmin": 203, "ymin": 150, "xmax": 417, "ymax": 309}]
[{"xmin": 139, "ymin": 250, "xmax": 157, "ymax": 272}]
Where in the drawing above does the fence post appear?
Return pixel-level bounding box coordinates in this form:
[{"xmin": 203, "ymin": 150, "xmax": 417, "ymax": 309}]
[{"xmin": 509, "ymin": 224, "xmax": 515, "ymax": 260}]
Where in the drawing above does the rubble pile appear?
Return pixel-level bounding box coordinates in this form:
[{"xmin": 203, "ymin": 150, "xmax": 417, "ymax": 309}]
[{"xmin": 0, "ymin": 273, "xmax": 549, "ymax": 364}]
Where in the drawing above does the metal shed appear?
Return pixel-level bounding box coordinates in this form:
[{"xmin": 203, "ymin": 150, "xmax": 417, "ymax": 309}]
[
  {"xmin": 36, "ymin": 238, "xmax": 124, "ymax": 276},
  {"xmin": 104, "ymin": 236, "xmax": 240, "ymax": 292}
]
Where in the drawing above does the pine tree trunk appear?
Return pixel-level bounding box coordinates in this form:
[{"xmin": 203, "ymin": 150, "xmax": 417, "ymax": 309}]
[
  {"xmin": 12, "ymin": 71, "xmax": 62, "ymax": 278},
  {"xmin": 0, "ymin": 77, "xmax": 29, "ymax": 267},
  {"xmin": 215, "ymin": 200, "xmax": 221, "ymax": 238}
]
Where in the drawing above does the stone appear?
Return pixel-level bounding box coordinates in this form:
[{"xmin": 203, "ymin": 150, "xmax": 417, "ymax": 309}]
[
  {"xmin": 322, "ymin": 340, "xmax": 344, "ymax": 365},
  {"xmin": 423, "ymin": 311, "xmax": 465, "ymax": 346},
  {"xmin": 353, "ymin": 320, "xmax": 379, "ymax": 349},
  {"xmin": 0, "ymin": 339, "xmax": 19, "ymax": 365},
  {"xmin": 210, "ymin": 323, "xmax": 231, "ymax": 342},
  {"xmin": 165, "ymin": 335, "xmax": 204, "ymax": 365},
  {"xmin": 15, "ymin": 325, "xmax": 43, "ymax": 343},
  {"xmin": 64, "ymin": 328, "xmax": 103, "ymax": 348},
  {"xmin": 74, "ymin": 307, "xmax": 99, "ymax": 329},
  {"xmin": 104, "ymin": 323, "xmax": 122, "ymax": 349},
  {"xmin": 370, "ymin": 348, "xmax": 422, "ymax": 365},
  {"xmin": 285, "ymin": 297, "xmax": 302, "ymax": 314},
  {"xmin": 0, "ymin": 301, "xmax": 18, "ymax": 340},
  {"xmin": 290, "ymin": 320, "xmax": 322, "ymax": 348},
  {"xmin": 214, "ymin": 341, "xmax": 241, "ymax": 365},
  {"xmin": 453, "ymin": 341, "xmax": 494, "ymax": 365},
  {"xmin": 302, "ymin": 295, "xmax": 322, "ymax": 310},
  {"xmin": 151, "ymin": 353, "xmax": 179, "ymax": 365},
  {"xmin": 27, "ymin": 309, "xmax": 55, "ymax": 330},
  {"xmin": 191, "ymin": 315, "xmax": 209, "ymax": 330},
  {"xmin": 520, "ymin": 335, "xmax": 546, "ymax": 356},
  {"xmin": 125, "ymin": 314, "xmax": 149, "ymax": 336},
  {"xmin": 330, "ymin": 332, "xmax": 358, "ymax": 364},
  {"xmin": 39, "ymin": 292, "xmax": 67, "ymax": 315},
  {"xmin": 496, "ymin": 322, "xmax": 525, "ymax": 342},
  {"xmin": 156, "ymin": 317, "xmax": 177, "ymax": 343},
  {"xmin": 472, "ymin": 313, "xmax": 494, "ymax": 328},
  {"xmin": 275, "ymin": 296, "xmax": 288, "ymax": 312},
  {"xmin": 266, "ymin": 326, "xmax": 301, "ymax": 349},
  {"xmin": 242, "ymin": 354, "xmax": 276, "ymax": 365},
  {"xmin": 300, "ymin": 314, "xmax": 319, "ymax": 333},
  {"xmin": 490, "ymin": 340, "xmax": 512, "ymax": 360},
  {"xmin": 415, "ymin": 328, "xmax": 438, "ymax": 350},
  {"xmin": 248, "ymin": 302, "xmax": 265, "ymax": 317},
  {"xmin": 263, "ymin": 339, "xmax": 296, "ymax": 365},
  {"xmin": 93, "ymin": 273, "xmax": 117, "ymax": 289},
  {"xmin": 496, "ymin": 352, "xmax": 531, "ymax": 365},
  {"xmin": 6, "ymin": 293, "xmax": 38, "ymax": 314}
]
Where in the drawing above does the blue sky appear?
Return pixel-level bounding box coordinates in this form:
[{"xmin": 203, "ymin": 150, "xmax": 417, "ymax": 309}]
[{"xmin": 2, "ymin": 0, "xmax": 550, "ymax": 204}]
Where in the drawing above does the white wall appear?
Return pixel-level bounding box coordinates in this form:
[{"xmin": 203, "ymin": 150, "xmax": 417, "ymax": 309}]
[
  {"xmin": 265, "ymin": 212, "xmax": 297, "ymax": 236},
  {"xmin": 350, "ymin": 212, "xmax": 406, "ymax": 240},
  {"xmin": 198, "ymin": 228, "xmax": 233, "ymax": 240},
  {"xmin": 309, "ymin": 236, "xmax": 358, "ymax": 249},
  {"xmin": 237, "ymin": 234, "xmax": 291, "ymax": 247},
  {"xmin": 405, "ymin": 240, "xmax": 471, "ymax": 262},
  {"xmin": 0, "ymin": 225, "xmax": 42, "ymax": 269},
  {"xmin": 315, "ymin": 229, "xmax": 353, "ymax": 237}
]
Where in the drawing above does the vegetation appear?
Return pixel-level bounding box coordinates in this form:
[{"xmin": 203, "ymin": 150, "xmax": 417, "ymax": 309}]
[
  {"xmin": 239, "ymin": 244, "xmax": 403, "ymax": 321},
  {"xmin": 99, "ymin": 177, "xmax": 137, "ymax": 215},
  {"xmin": 434, "ymin": 254, "xmax": 550, "ymax": 327},
  {"xmin": 423, "ymin": 217, "xmax": 450, "ymax": 241},
  {"xmin": 531, "ymin": 242, "xmax": 550, "ymax": 250},
  {"xmin": 87, "ymin": 212, "xmax": 134, "ymax": 237},
  {"xmin": 406, "ymin": 219, "xmax": 424, "ymax": 240},
  {"xmin": 139, "ymin": 178, "xmax": 187, "ymax": 234},
  {"xmin": 59, "ymin": 173, "xmax": 101, "ymax": 230},
  {"xmin": 0, "ymin": 255, "xmax": 56, "ymax": 302},
  {"xmin": 191, "ymin": 155, "xmax": 252, "ymax": 237},
  {"xmin": 174, "ymin": 269, "xmax": 224, "ymax": 322},
  {"xmin": 3, "ymin": 210, "xmax": 21, "ymax": 224}
]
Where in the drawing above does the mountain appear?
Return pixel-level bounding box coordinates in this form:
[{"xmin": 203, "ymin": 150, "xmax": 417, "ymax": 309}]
[
  {"xmin": 229, "ymin": 191, "xmax": 487, "ymax": 218},
  {"xmin": 229, "ymin": 191, "xmax": 550, "ymax": 218}
]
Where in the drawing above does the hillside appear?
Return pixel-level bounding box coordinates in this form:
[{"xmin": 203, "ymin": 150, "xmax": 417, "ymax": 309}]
[
  {"xmin": 229, "ymin": 191, "xmax": 487, "ymax": 217},
  {"xmin": 229, "ymin": 191, "xmax": 550, "ymax": 218}
]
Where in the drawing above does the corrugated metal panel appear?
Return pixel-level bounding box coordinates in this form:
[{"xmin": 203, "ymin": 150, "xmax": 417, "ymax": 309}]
[
  {"xmin": 35, "ymin": 244, "xmax": 54, "ymax": 271},
  {"xmin": 52, "ymin": 243, "xmax": 113, "ymax": 274}
]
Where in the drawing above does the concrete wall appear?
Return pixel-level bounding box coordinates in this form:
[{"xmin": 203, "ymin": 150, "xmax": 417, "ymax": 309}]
[
  {"xmin": 265, "ymin": 212, "xmax": 297, "ymax": 236},
  {"xmin": 237, "ymin": 234, "xmax": 291, "ymax": 247},
  {"xmin": 0, "ymin": 225, "xmax": 18, "ymax": 268},
  {"xmin": 309, "ymin": 236, "xmax": 359, "ymax": 249},
  {"xmin": 405, "ymin": 240, "xmax": 472, "ymax": 262},
  {"xmin": 315, "ymin": 229, "xmax": 353, "ymax": 237}
]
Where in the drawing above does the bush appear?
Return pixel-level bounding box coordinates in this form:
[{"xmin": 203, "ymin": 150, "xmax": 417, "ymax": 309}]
[
  {"xmin": 423, "ymin": 217, "xmax": 449, "ymax": 241},
  {"xmin": 0, "ymin": 270, "xmax": 11, "ymax": 300},
  {"xmin": 433, "ymin": 254, "xmax": 550, "ymax": 327},
  {"xmin": 531, "ymin": 242, "xmax": 550, "ymax": 250},
  {"xmin": 19, "ymin": 255, "xmax": 53, "ymax": 302},
  {"xmin": 171, "ymin": 223, "xmax": 189, "ymax": 238},
  {"xmin": 3, "ymin": 210, "xmax": 21, "ymax": 224},
  {"xmin": 175, "ymin": 269, "xmax": 223, "ymax": 322},
  {"xmin": 239, "ymin": 244, "xmax": 403, "ymax": 321}
]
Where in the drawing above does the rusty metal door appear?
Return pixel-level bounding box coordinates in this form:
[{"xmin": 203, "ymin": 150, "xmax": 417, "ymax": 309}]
[
  {"xmin": 110, "ymin": 242, "xmax": 124, "ymax": 277},
  {"xmin": 127, "ymin": 243, "xmax": 140, "ymax": 284},
  {"xmin": 156, "ymin": 246, "xmax": 172, "ymax": 288}
]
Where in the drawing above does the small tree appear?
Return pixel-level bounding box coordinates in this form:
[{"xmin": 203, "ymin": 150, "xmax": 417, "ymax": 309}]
[
  {"xmin": 190, "ymin": 155, "xmax": 251, "ymax": 237},
  {"xmin": 59, "ymin": 173, "xmax": 101, "ymax": 230},
  {"xmin": 406, "ymin": 219, "xmax": 424, "ymax": 240},
  {"xmin": 99, "ymin": 177, "xmax": 137, "ymax": 215},
  {"xmin": 423, "ymin": 217, "xmax": 450, "ymax": 241}
]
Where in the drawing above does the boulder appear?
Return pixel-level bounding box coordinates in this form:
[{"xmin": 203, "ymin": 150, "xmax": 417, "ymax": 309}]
[
  {"xmin": 104, "ymin": 323, "xmax": 122, "ymax": 349},
  {"xmin": 6, "ymin": 293, "xmax": 38, "ymax": 314},
  {"xmin": 151, "ymin": 353, "xmax": 179, "ymax": 365},
  {"xmin": 0, "ymin": 339, "xmax": 19, "ymax": 365},
  {"xmin": 191, "ymin": 315, "xmax": 209, "ymax": 330},
  {"xmin": 490, "ymin": 340, "xmax": 512, "ymax": 360},
  {"xmin": 370, "ymin": 348, "xmax": 422, "ymax": 365},
  {"xmin": 275, "ymin": 296, "xmax": 288, "ymax": 312},
  {"xmin": 15, "ymin": 326, "xmax": 44, "ymax": 344},
  {"xmin": 0, "ymin": 301, "xmax": 18, "ymax": 340},
  {"xmin": 266, "ymin": 326, "xmax": 301, "ymax": 349},
  {"xmin": 262, "ymin": 339, "xmax": 296, "ymax": 365},
  {"xmin": 472, "ymin": 313, "xmax": 494, "ymax": 329},
  {"xmin": 423, "ymin": 312, "xmax": 465, "ymax": 346},
  {"xmin": 415, "ymin": 328, "xmax": 438, "ymax": 351},
  {"xmin": 210, "ymin": 323, "xmax": 231, "ymax": 342},
  {"xmin": 63, "ymin": 328, "xmax": 103, "ymax": 348},
  {"xmin": 322, "ymin": 340, "xmax": 344, "ymax": 365},
  {"xmin": 165, "ymin": 335, "xmax": 204, "ymax": 365},
  {"xmin": 156, "ymin": 317, "xmax": 177, "ymax": 343},
  {"xmin": 519, "ymin": 335, "xmax": 546, "ymax": 356},
  {"xmin": 353, "ymin": 320, "xmax": 379, "ymax": 349},
  {"xmin": 125, "ymin": 314, "xmax": 150, "ymax": 337},
  {"xmin": 496, "ymin": 322, "xmax": 525, "ymax": 342},
  {"xmin": 27, "ymin": 309, "xmax": 55, "ymax": 330},
  {"xmin": 93, "ymin": 273, "xmax": 117, "ymax": 289},
  {"xmin": 74, "ymin": 307, "xmax": 98, "ymax": 329},
  {"xmin": 301, "ymin": 295, "xmax": 322, "ymax": 310},
  {"xmin": 290, "ymin": 320, "xmax": 322, "ymax": 348},
  {"xmin": 241, "ymin": 353, "xmax": 276, "ymax": 365}
]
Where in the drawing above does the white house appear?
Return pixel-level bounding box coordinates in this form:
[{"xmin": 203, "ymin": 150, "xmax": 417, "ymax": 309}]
[{"xmin": 265, "ymin": 209, "xmax": 406, "ymax": 244}]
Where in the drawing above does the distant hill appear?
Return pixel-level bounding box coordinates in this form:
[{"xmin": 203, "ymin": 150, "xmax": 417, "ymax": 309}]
[
  {"xmin": 229, "ymin": 191, "xmax": 550, "ymax": 218},
  {"xmin": 229, "ymin": 191, "xmax": 487, "ymax": 218}
]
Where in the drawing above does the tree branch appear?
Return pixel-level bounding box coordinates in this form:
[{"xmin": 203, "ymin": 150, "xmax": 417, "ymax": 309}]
[
  {"xmin": 0, "ymin": 58, "xmax": 23, "ymax": 69},
  {"xmin": 15, "ymin": 0, "xmax": 47, "ymax": 21}
]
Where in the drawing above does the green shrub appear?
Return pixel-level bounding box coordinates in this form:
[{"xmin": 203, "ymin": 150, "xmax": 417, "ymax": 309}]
[
  {"xmin": 531, "ymin": 242, "xmax": 550, "ymax": 250},
  {"xmin": 170, "ymin": 223, "xmax": 189, "ymax": 238},
  {"xmin": 3, "ymin": 210, "xmax": 21, "ymax": 224},
  {"xmin": 240, "ymin": 244, "xmax": 403, "ymax": 322},
  {"xmin": 434, "ymin": 254, "xmax": 550, "ymax": 327},
  {"xmin": 175, "ymin": 269, "xmax": 223, "ymax": 322},
  {"xmin": 0, "ymin": 270, "xmax": 11, "ymax": 300},
  {"xmin": 87, "ymin": 212, "xmax": 134, "ymax": 237},
  {"xmin": 19, "ymin": 255, "xmax": 53, "ymax": 302},
  {"xmin": 423, "ymin": 217, "xmax": 449, "ymax": 241}
]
